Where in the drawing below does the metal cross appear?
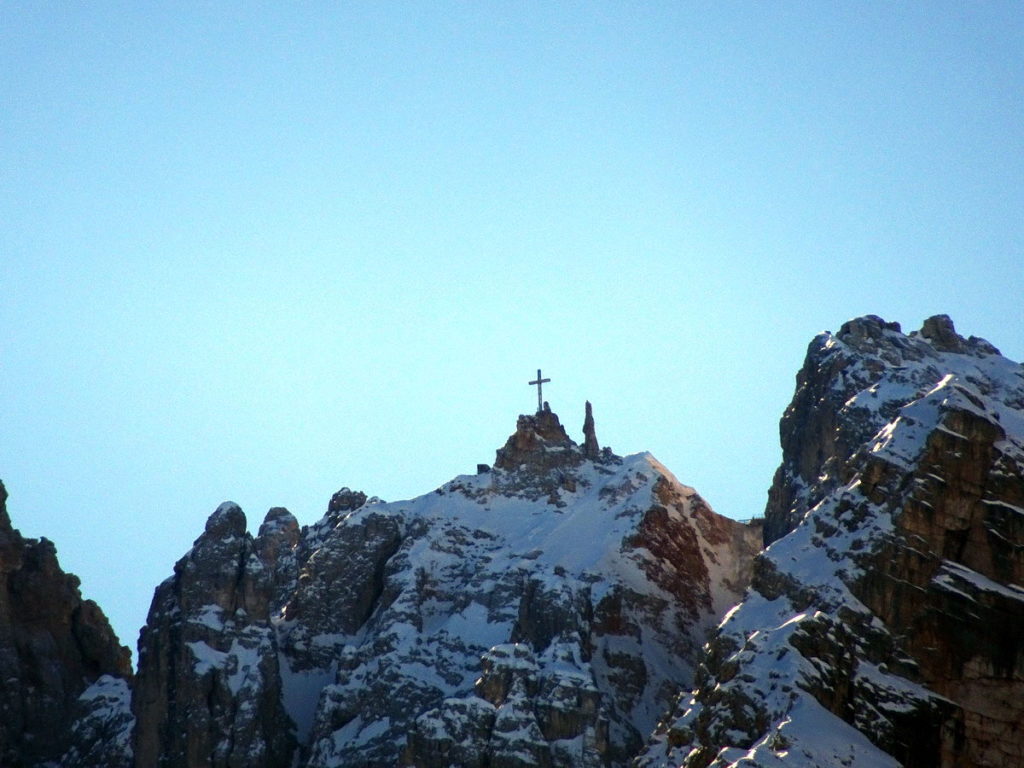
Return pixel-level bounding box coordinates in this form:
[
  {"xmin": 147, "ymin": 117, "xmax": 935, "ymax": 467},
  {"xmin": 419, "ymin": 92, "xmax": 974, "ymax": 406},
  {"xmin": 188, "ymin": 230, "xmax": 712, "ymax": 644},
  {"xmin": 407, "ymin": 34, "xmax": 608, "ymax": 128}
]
[{"xmin": 528, "ymin": 369, "xmax": 550, "ymax": 413}]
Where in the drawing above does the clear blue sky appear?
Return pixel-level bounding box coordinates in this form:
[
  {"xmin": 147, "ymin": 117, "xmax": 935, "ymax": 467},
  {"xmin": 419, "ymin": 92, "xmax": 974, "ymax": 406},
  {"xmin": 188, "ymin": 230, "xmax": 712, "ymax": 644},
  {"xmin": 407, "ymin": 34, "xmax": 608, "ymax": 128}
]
[{"xmin": 2, "ymin": 3, "xmax": 1021, "ymax": 659}]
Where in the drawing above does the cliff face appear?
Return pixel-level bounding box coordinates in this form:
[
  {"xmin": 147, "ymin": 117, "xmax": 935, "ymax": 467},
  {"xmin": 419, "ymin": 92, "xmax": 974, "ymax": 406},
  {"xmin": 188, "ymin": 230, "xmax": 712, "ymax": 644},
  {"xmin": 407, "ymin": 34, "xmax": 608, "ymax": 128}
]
[
  {"xmin": 131, "ymin": 502, "xmax": 296, "ymax": 768},
  {"xmin": 638, "ymin": 315, "xmax": 1024, "ymax": 768},
  {"xmin": 854, "ymin": 380, "xmax": 1024, "ymax": 767},
  {"xmin": 763, "ymin": 314, "xmax": 1003, "ymax": 545},
  {"xmin": 0, "ymin": 480, "xmax": 132, "ymax": 767},
  {"xmin": 108, "ymin": 404, "xmax": 759, "ymax": 768}
]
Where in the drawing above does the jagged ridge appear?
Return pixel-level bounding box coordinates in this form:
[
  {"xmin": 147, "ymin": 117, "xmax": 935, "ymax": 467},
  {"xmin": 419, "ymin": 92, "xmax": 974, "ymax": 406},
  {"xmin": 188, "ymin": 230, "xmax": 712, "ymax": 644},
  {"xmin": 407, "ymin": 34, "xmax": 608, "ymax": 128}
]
[
  {"xmin": 638, "ymin": 315, "xmax": 1024, "ymax": 768},
  {"xmin": 62, "ymin": 403, "xmax": 759, "ymax": 767}
]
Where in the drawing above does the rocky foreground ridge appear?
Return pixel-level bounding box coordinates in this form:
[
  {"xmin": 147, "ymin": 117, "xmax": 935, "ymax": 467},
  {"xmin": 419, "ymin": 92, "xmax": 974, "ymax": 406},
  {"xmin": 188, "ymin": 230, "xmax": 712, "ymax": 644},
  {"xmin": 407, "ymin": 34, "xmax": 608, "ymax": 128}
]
[
  {"xmin": 637, "ymin": 315, "xmax": 1024, "ymax": 768},
  {"xmin": 3, "ymin": 314, "xmax": 1021, "ymax": 768},
  {"xmin": 0, "ymin": 481, "xmax": 131, "ymax": 767}
]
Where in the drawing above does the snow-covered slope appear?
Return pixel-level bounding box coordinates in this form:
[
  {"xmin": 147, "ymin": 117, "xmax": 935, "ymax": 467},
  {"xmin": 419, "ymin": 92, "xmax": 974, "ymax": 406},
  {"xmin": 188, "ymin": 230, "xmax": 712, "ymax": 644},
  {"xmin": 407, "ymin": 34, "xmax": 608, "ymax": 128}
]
[
  {"xmin": 115, "ymin": 405, "xmax": 760, "ymax": 767},
  {"xmin": 637, "ymin": 315, "xmax": 1024, "ymax": 768}
]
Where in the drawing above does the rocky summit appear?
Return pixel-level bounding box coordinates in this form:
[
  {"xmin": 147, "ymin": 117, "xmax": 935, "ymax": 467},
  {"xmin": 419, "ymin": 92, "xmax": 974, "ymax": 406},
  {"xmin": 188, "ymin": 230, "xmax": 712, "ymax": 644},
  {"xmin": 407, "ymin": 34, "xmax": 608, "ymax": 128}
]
[
  {"xmin": 47, "ymin": 401, "xmax": 760, "ymax": 767},
  {"xmin": 3, "ymin": 313, "xmax": 1021, "ymax": 768},
  {"xmin": 637, "ymin": 315, "xmax": 1024, "ymax": 768}
]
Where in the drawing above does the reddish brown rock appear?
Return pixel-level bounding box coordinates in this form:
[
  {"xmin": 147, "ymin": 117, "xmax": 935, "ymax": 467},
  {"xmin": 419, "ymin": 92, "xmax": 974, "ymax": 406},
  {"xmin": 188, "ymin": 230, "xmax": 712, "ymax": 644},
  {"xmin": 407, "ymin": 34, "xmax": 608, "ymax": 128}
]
[
  {"xmin": 854, "ymin": 401, "xmax": 1024, "ymax": 767},
  {"xmin": 494, "ymin": 406, "xmax": 581, "ymax": 472},
  {"xmin": 0, "ymin": 480, "xmax": 132, "ymax": 767}
]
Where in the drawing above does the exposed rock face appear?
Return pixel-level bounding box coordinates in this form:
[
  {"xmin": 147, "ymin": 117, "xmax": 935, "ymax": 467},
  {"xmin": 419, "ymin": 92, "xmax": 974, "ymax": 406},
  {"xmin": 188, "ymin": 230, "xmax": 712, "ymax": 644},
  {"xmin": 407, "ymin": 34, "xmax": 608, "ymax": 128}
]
[
  {"xmin": 638, "ymin": 315, "xmax": 1024, "ymax": 768},
  {"xmin": 494, "ymin": 404, "xmax": 583, "ymax": 473},
  {"xmin": 764, "ymin": 314, "xmax": 1005, "ymax": 545},
  {"xmin": 854, "ymin": 383, "xmax": 1024, "ymax": 767},
  {"xmin": 327, "ymin": 487, "xmax": 367, "ymax": 514},
  {"xmin": 254, "ymin": 507, "xmax": 300, "ymax": 613},
  {"xmin": 0, "ymin": 480, "xmax": 132, "ymax": 767},
  {"xmin": 60, "ymin": 675, "xmax": 135, "ymax": 768},
  {"xmin": 110, "ymin": 405, "xmax": 758, "ymax": 767},
  {"xmin": 281, "ymin": 503, "xmax": 403, "ymax": 662},
  {"xmin": 132, "ymin": 502, "xmax": 296, "ymax": 768},
  {"xmin": 583, "ymin": 401, "xmax": 601, "ymax": 459}
]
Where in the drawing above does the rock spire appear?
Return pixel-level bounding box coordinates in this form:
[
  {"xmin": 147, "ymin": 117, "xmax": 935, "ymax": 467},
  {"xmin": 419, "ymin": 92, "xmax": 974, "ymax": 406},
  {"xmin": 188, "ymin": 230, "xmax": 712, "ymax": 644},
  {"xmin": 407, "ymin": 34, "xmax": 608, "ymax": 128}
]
[{"xmin": 582, "ymin": 400, "xmax": 600, "ymax": 459}]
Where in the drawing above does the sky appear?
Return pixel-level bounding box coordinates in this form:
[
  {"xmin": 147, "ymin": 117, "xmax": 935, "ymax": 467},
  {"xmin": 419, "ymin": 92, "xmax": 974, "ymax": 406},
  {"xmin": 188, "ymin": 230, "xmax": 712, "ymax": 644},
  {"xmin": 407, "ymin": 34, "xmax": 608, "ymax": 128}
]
[{"xmin": 2, "ymin": 3, "xmax": 1022, "ymax": 661}]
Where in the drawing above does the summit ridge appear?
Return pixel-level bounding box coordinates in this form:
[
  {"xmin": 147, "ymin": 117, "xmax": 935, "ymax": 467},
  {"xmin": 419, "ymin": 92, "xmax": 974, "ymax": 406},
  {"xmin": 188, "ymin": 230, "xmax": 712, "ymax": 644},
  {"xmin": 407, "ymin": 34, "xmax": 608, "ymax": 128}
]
[
  {"xmin": 638, "ymin": 315, "xmax": 1024, "ymax": 768},
  {"xmin": 56, "ymin": 402, "xmax": 760, "ymax": 767},
  {"xmin": 4, "ymin": 314, "xmax": 1021, "ymax": 768}
]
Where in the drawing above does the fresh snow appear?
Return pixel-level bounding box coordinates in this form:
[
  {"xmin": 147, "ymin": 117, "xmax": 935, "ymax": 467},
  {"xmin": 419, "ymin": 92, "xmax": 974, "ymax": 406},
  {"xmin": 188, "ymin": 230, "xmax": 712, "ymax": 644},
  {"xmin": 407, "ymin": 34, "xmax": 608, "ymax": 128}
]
[
  {"xmin": 638, "ymin": 319, "xmax": 1024, "ymax": 768},
  {"xmin": 284, "ymin": 443, "xmax": 755, "ymax": 765},
  {"xmin": 933, "ymin": 560, "xmax": 1024, "ymax": 603}
]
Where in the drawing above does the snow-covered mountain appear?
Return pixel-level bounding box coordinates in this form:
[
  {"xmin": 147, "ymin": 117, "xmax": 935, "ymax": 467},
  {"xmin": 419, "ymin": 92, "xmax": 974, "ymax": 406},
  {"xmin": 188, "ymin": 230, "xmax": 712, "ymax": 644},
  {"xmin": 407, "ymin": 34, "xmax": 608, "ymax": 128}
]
[
  {"xmin": 6, "ymin": 313, "xmax": 1020, "ymax": 768},
  {"xmin": 63, "ymin": 404, "xmax": 760, "ymax": 767},
  {"xmin": 637, "ymin": 315, "xmax": 1024, "ymax": 768}
]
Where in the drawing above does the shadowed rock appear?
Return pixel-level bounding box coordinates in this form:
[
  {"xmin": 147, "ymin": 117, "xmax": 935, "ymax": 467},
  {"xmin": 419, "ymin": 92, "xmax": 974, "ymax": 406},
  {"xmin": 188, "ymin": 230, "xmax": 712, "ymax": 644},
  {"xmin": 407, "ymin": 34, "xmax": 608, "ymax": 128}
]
[
  {"xmin": 582, "ymin": 401, "xmax": 601, "ymax": 459},
  {"xmin": 0, "ymin": 480, "xmax": 132, "ymax": 767}
]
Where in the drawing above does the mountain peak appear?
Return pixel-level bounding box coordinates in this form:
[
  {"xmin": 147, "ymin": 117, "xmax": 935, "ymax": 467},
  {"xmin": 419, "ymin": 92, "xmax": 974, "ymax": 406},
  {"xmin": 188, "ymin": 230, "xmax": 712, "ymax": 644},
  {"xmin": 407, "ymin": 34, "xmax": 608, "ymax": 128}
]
[
  {"xmin": 203, "ymin": 501, "xmax": 246, "ymax": 540},
  {"xmin": 492, "ymin": 401, "xmax": 614, "ymax": 475},
  {"xmin": 641, "ymin": 313, "xmax": 1024, "ymax": 768},
  {"xmin": 493, "ymin": 405, "xmax": 576, "ymax": 471},
  {"xmin": 917, "ymin": 312, "xmax": 1001, "ymax": 356}
]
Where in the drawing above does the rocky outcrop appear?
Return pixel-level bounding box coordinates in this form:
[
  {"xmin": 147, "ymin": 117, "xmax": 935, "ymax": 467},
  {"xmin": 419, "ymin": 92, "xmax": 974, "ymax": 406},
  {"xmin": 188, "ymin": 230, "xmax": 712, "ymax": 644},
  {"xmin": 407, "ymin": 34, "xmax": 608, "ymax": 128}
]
[
  {"xmin": 494, "ymin": 404, "xmax": 584, "ymax": 473},
  {"xmin": 0, "ymin": 480, "xmax": 132, "ymax": 767},
  {"xmin": 281, "ymin": 503, "xmax": 403, "ymax": 665},
  {"xmin": 132, "ymin": 502, "xmax": 296, "ymax": 768},
  {"xmin": 60, "ymin": 675, "xmax": 135, "ymax": 768},
  {"xmin": 638, "ymin": 315, "xmax": 1024, "ymax": 768},
  {"xmin": 327, "ymin": 487, "xmax": 367, "ymax": 514},
  {"xmin": 763, "ymin": 314, "xmax": 1003, "ymax": 545},
  {"xmin": 254, "ymin": 507, "xmax": 300, "ymax": 613},
  {"xmin": 405, "ymin": 642, "xmax": 609, "ymax": 768},
  {"xmin": 583, "ymin": 401, "xmax": 601, "ymax": 460},
  {"xmin": 853, "ymin": 380, "xmax": 1024, "ymax": 767}
]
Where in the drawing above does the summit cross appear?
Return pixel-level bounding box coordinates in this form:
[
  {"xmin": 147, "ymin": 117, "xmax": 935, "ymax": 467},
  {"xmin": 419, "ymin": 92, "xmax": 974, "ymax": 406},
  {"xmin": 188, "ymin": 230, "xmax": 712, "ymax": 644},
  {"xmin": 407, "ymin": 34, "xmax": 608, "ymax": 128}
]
[{"xmin": 528, "ymin": 369, "xmax": 550, "ymax": 413}]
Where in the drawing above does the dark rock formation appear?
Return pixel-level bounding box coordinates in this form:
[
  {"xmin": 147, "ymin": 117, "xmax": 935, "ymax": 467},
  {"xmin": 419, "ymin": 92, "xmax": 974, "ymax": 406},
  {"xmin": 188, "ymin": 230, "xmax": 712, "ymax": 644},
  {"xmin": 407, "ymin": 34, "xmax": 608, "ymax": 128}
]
[
  {"xmin": 0, "ymin": 480, "xmax": 132, "ymax": 767},
  {"xmin": 60, "ymin": 675, "xmax": 135, "ymax": 768},
  {"xmin": 488, "ymin": 402, "xmax": 621, "ymax": 507},
  {"xmin": 254, "ymin": 507, "xmax": 300, "ymax": 613},
  {"xmin": 763, "ymin": 313, "xmax": 1005, "ymax": 545},
  {"xmin": 583, "ymin": 401, "xmax": 601, "ymax": 459},
  {"xmin": 764, "ymin": 314, "xmax": 903, "ymax": 545},
  {"xmin": 132, "ymin": 502, "xmax": 296, "ymax": 768},
  {"xmin": 638, "ymin": 315, "xmax": 1024, "ymax": 768},
  {"xmin": 852, "ymin": 388, "xmax": 1024, "ymax": 767},
  {"xmin": 281, "ymin": 506, "xmax": 404, "ymax": 661},
  {"xmin": 328, "ymin": 487, "xmax": 367, "ymax": 514}
]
